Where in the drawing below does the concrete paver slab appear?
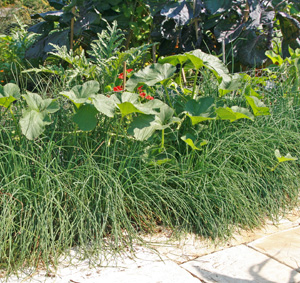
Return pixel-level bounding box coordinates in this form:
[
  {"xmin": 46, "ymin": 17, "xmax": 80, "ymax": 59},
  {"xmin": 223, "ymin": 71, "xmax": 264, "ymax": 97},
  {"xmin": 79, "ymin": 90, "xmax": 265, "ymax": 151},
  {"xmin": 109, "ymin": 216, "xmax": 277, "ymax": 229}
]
[
  {"xmin": 181, "ymin": 245, "xmax": 300, "ymax": 283},
  {"xmin": 4, "ymin": 247, "xmax": 201, "ymax": 283},
  {"xmin": 248, "ymin": 227, "xmax": 300, "ymax": 271},
  {"xmin": 143, "ymin": 214, "xmax": 300, "ymax": 264}
]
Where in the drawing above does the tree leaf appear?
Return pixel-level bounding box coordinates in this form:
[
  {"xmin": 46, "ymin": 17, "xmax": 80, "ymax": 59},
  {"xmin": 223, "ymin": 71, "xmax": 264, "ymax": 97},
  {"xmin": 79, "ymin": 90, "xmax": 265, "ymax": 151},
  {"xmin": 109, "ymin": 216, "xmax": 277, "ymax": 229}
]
[{"xmin": 126, "ymin": 63, "xmax": 176, "ymax": 91}]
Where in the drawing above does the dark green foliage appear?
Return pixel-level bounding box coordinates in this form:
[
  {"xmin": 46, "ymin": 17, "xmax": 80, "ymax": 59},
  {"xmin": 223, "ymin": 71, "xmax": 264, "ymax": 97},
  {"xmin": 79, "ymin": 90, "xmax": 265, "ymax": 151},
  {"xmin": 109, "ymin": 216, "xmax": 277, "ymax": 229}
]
[
  {"xmin": 150, "ymin": 0, "xmax": 300, "ymax": 68},
  {"xmin": 25, "ymin": 0, "xmax": 151, "ymax": 61}
]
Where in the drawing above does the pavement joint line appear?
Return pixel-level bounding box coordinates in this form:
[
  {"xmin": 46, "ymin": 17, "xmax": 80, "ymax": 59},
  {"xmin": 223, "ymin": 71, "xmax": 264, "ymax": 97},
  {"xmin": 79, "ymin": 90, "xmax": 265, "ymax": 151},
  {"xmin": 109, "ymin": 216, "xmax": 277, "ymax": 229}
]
[
  {"xmin": 178, "ymin": 264, "xmax": 206, "ymax": 283},
  {"xmin": 245, "ymin": 243, "xmax": 300, "ymax": 274},
  {"xmin": 244, "ymin": 226, "xmax": 300, "ymax": 273}
]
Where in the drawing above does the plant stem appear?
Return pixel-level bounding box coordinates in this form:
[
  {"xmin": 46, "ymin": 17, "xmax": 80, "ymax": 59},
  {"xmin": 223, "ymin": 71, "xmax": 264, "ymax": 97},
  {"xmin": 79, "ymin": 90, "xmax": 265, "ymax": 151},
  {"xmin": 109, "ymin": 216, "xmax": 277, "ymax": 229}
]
[
  {"xmin": 163, "ymin": 84, "xmax": 173, "ymax": 108},
  {"xmin": 161, "ymin": 129, "xmax": 165, "ymax": 149},
  {"xmin": 9, "ymin": 106, "xmax": 21, "ymax": 138},
  {"xmin": 192, "ymin": 69, "xmax": 199, "ymax": 99},
  {"xmin": 114, "ymin": 116, "xmax": 124, "ymax": 151},
  {"xmin": 123, "ymin": 61, "xmax": 127, "ymax": 90}
]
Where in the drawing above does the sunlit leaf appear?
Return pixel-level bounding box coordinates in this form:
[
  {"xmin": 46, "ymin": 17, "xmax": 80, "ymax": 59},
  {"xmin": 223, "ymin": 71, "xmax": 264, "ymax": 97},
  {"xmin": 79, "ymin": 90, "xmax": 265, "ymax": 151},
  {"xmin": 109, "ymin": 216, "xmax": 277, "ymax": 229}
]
[
  {"xmin": 275, "ymin": 149, "xmax": 298, "ymax": 163},
  {"xmin": 0, "ymin": 83, "xmax": 21, "ymax": 108},
  {"xmin": 245, "ymin": 96, "xmax": 270, "ymax": 116},
  {"xmin": 126, "ymin": 63, "xmax": 176, "ymax": 91},
  {"xmin": 216, "ymin": 106, "xmax": 254, "ymax": 122},
  {"xmin": 181, "ymin": 133, "xmax": 208, "ymax": 151}
]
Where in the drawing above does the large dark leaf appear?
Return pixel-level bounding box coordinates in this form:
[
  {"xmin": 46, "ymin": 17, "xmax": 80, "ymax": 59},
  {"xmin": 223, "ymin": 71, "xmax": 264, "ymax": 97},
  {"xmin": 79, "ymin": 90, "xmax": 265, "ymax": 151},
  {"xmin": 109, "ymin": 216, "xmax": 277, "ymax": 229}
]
[
  {"xmin": 277, "ymin": 12, "xmax": 300, "ymax": 58},
  {"xmin": 161, "ymin": 1, "xmax": 193, "ymax": 26},
  {"xmin": 203, "ymin": 0, "xmax": 232, "ymax": 15},
  {"xmin": 73, "ymin": 104, "xmax": 98, "ymax": 131},
  {"xmin": 26, "ymin": 30, "xmax": 69, "ymax": 60},
  {"xmin": 44, "ymin": 30, "xmax": 70, "ymax": 54},
  {"xmin": 247, "ymin": 0, "xmax": 262, "ymax": 28},
  {"xmin": 28, "ymin": 21, "xmax": 54, "ymax": 35},
  {"xmin": 214, "ymin": 18, "xmax": 245, "ymax": 44},
  {"xmin": 31, "ymin": 11, "xmax": 64, "ymax": 22},
  {"xmin": 194, "ymin": 0, "xmax": 206, "ymax": 17},
  {"xmin": 73, "ymin": 12, "xmax": 101, "ymax": 36},
  {"xmin": 236, "ymin": 31, "xmax": 269, "ymax": 67},
  {"xmin": 48, "ymin": 0, "xmax": 66, "ymax": 10}
]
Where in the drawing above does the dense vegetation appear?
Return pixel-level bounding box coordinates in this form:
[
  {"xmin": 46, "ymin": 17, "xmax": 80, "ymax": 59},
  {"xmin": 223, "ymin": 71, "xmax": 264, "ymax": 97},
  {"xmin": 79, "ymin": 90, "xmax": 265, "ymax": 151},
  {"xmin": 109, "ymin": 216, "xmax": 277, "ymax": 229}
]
[{"xmin": 0, "ymin": 0, "xmax": 299, "ymax": 278}]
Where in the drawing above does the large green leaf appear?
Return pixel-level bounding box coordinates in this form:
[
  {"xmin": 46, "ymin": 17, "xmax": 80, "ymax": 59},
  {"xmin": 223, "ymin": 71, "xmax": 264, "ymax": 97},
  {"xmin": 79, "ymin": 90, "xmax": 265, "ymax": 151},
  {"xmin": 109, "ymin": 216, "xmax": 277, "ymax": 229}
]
[
  {"xmin": 60, "ymin": 80, "xmax": 100, "ymax": 108},
  {"xmin": 127, "ymin": 104, "xmax": 180, "ymax": 140},
  {"xmin": 245, "ymin": 96, "xmax": 270, "ymax": 116},
  {"xmin": 265, "ymin": 50, "xmax": 284, "ymax": 66},
  {"xmin": 19, "ymin": 110, "xmax": 49, "ymax": 140},
  {"xmin": 128, "ymin": 114, "xmax": 157, "ymax": 140},
  {"xmin": 216, "ymin": 106, "xmax": 254, "ymax": 122},
  {"xmin": 158, "ymin": 54, "xmax": 188, "ymax": 66},
  {"xmin": 186, "ymin": 49, "xmax": 231, "ymax": 82},
  {"xmin": 155, "ymin": 104, "xmax": 181, "ymax": 129},
  {"xmin": 92, "ymin": 94, "xmax": 115, "ymax": 117},
  {"xmin": 184, "ymin": 97, "xmax": 216, "ymax": 125},
  {"xmin": 0, "ymin": 83, "xmax": 21, "ymax": 108},
  {"xmin": 20, "ymin": 92, "xmax": 59, "ymax": 140},
  {"xmin": 73, "ymin": 104, "xmax": 98, "ymax": 131},
  {"xmin": 218, "ymin": 73, "xmax": 242, "ymax": 96},
  {"xmin": 126, "ymin": 63, "xmax": 176, "ymax": 91},
  {"xmin": 118, "ymin": 102, "xmax": 144, "ymax": 117}
]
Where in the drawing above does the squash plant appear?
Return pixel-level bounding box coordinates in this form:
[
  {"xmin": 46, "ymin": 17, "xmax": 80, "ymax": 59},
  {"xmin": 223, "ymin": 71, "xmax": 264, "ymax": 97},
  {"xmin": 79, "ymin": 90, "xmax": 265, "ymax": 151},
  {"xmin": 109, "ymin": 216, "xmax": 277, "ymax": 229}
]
[
  {"xmin": 56, "ymin": 49, "xmax": 270, "ymax": 163},
  {"xmin": 1, "ymin": 50, "xmax": 271, "ymax": 167}
]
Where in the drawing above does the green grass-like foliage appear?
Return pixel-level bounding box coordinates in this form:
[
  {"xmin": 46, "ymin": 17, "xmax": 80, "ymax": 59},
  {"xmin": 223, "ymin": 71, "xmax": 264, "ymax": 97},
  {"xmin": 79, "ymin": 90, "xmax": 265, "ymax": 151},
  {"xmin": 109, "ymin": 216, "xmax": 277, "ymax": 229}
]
[{"xmin": 0, "ymin": 90, "xmax": 299, "ymax": 274}]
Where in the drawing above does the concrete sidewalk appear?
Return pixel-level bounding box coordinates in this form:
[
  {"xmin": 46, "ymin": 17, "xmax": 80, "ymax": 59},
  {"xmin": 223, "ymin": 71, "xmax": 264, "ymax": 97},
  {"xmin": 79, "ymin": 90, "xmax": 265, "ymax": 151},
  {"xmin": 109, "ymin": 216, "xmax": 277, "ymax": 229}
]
[{"xmin": 3, "ymin": 209, "xmax": 300, "ymax": 283}]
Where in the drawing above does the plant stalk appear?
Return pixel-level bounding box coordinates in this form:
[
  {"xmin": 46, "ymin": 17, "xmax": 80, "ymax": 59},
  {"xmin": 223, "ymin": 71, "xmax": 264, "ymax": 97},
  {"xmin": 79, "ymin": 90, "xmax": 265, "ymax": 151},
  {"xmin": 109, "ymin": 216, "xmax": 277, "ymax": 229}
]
[
  {"xmin": 161, "ymin": 129, "xmax": 165, "ymax": 149},
  {"xmin": 192, "ymin": 69, "xmax": 199, "ymax": 99}
]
